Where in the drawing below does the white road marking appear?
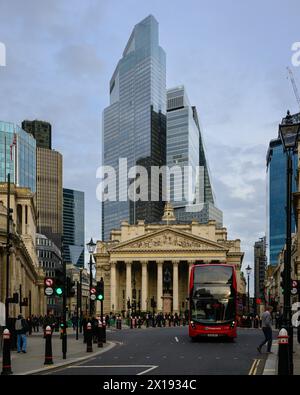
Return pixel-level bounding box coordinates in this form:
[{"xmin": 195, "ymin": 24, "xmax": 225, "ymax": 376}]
[
  {"xmin": 137, "ymin": 365, "xmax": 159, "ymax": 376},
  {"xmin": 175, "ymin": 337, "xmax": 179, "ymax": 343},
  {"xmin": 216, "ymin": 357, "xmax": 221, "ymax": 360}
]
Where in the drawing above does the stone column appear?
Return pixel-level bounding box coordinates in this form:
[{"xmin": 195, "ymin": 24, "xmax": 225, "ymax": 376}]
[
  {"xmin": 141, "ymin": 261, "xmax": 148, "ymax": 311},
  {"xmin": 126, "ymin": 261, "xmax": 132, "ymax": 308},
  {"xmin": 157, "ymin": 261, "xmax": 163, "ymax": 311},
  {"xmin": 188, "ymin": 261, "xmax": 194, "ymax": 290},
  {"xmin": 110, "ymin": 261, "xmax": 117, "ymax": 312},
  {"xmin": 173, "ymin": 261, "xmax": 179, "ymax": 313},
  {"xmin": 22, "ymin": 205, "xmax": 26, "ymax": 234}
]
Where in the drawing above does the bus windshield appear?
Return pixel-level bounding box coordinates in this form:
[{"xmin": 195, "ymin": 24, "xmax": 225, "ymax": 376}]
[{"xmin": 190, "ymin": 266, "xmax": 235, "ymax": 324}]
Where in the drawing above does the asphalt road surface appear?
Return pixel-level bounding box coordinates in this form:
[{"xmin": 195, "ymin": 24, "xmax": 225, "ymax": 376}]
[{"xmin": 42, "ymin": 326, "xmax": 273, "ymax": 375}]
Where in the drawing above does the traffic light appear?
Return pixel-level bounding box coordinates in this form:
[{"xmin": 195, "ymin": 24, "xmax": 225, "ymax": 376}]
[
  {"xmin": 96, "ymin": 277, "xmax": 104, "ymax": 301},
  {"xmin": 66, "ymin": 276, "xmax": 76, "ymax": 297},
  {"xmin": 55, "ymin": 269, "xmax": 64, "ymax": 297},
  {"xmin": 127, "ymin": 299, "xmax": 131, "ymax": 309}
]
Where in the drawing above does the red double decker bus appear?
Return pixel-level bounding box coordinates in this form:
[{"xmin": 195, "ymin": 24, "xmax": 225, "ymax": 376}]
[{"xmin": 189, "ymin": 263, "xmax": 237, "ymax": 340}]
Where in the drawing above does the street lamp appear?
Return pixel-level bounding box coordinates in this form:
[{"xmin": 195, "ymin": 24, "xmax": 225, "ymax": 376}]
[
  {"xmin": 278, "ymin": 110, "xmax": 300, "ymax": 375},
  {"xmin": 246, "ymin": 265, "xmax": 252, "ymax": 315},
  {"xmin": 86, "ymin": 238, "xmax": 96, "ymax": 317}
]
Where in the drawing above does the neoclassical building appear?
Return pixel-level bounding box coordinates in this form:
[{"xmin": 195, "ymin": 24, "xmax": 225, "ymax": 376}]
[
  {"xmin": 95, "ymin": 203, "xmax": 245, "ymax": 315},
  {"xmin": 0, "ymin": 183, "xmax": 46, "ymax": 319}
]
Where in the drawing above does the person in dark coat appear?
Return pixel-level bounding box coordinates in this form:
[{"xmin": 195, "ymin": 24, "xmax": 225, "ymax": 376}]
[{"xmin": 15, "ymin": 314, "xmax": 29, "ymax": 353}]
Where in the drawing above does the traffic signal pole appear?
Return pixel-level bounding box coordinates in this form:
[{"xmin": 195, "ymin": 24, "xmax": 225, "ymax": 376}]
[
  {"xmin": 5, "ymin": 173, "xmax": 11, "ymax": 327},
  {"xmin": 62, "ymin": 240, "xmax": 67, "ymax": 359}
]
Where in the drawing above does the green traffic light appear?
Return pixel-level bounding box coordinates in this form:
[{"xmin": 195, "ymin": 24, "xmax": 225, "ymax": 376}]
[
  {"xmin": 55, "ymin": 287, "xmax": 63, "ymax": 296},
  {"xmin": 97, "ymin": 294, "xmax": 104, "ymax": 301}
]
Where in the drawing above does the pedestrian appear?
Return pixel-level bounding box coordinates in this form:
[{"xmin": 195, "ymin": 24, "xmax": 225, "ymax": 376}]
[
  {"xmin": 15, "ymin": 314, "xmax": 29, "ymax": 353},
  {"xmin": 257, "ymin": 306, "xmax": 273, "ymax": 354}
]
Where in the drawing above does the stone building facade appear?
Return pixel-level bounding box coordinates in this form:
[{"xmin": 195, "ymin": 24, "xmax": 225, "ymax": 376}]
[
  {"xmin": 0, "ymin": 183, "xmax": 46, "ymax": 319},
  {"xmin": 95, "ymin": 203, "xmax": 245, "ymax": 315}
]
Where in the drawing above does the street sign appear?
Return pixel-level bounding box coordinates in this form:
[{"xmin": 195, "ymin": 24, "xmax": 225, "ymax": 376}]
[
  {"xmin": 291, "ymin": 288, "xmax": 298, "ymax": 295},
  {"xmin": 292, "ymin": 280, "xmax": 298, "ymax": 288},
  {"xmin": 90, "ymin": 294, "xmax": 96, "ymax": 301},
  {"xmin": 90, "ymin": 288, "xmax": 96, "ymax": 294},
  {"xmin": 45, "ymin": 287, "xmax": 54, "ymax": 296},
  {"xmin": 44, "ymin": 278, "xmax": 54, "ymax": 287}
]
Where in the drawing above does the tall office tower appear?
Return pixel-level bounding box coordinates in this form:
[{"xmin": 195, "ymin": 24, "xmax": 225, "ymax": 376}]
[
  {"xmin": 166, "ymin": 86, "xmax": 223, "ymax": 226},
  {"xmin": 22, "ymin": 120, "xmax": 52, "ymax": 149},
  {"xmin": 36, "ymin": 147, "xmax": 63, "ymax": 249},
  {"xmin": 266, "ymin": 111, "xmax": 299, "ymax": 265},
  {"xmin": 102, "ymin": 15, "xmax": 166, "ymax": 240},
  {"xmin": 254, "ymin": 236, "xmax": 267, "ymax": 308},
  {"xmin": 63, "ymin": 188, "xmax": 85, "ymax": 267},
  {"xmin": 0, "ymin": 121, "xmax": 36, "ymax": 192}
]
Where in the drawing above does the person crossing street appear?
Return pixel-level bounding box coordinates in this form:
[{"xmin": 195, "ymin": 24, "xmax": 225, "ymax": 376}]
[{"xmin": 257, "ymin": 306, "xmax": 273, "ymax": 354}]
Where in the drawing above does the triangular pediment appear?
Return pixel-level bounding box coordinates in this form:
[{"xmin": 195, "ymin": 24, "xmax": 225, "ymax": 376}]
[{"xmin": 110, "ymin": 227, "xmax": 227, "ymax": 252}]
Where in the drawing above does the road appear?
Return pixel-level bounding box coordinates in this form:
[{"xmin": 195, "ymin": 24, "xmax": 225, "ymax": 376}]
[{"xmin": 41, "ymin": 326, "xmax": 272, "ymax": 375}]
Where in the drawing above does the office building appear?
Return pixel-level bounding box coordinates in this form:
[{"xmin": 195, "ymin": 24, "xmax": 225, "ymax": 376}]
[
  {"xmin": 102, "ymin": 15, "xmax": 166, "ymax": 240},
  {"xmin": 266, "ymin": 112, "xmax": 299, "ymax": 265},
  {"xmin": 166, "ymin": 86, "xmax": 222, "ymax": 226},
  {"xmin": 0, "ymin": 121, "xmax": 36, "ymax": 192},
  {"xmin": 22, "ymin": 120, "xmax": 52, "ymax": 149},
  {"xmin": 36, "ymin": 147, "xmax": 63, "ymax": 249},
  {"xmin": 63, "ymin": 188, "xmax": 85, "ymax": 267}
]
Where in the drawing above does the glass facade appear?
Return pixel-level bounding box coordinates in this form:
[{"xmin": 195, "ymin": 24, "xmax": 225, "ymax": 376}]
[
  {"xmin": 267, "ymin": 136, "xmax": 297, "ymax": 265},
  {"xmin": 166, "ymin": 86, "xmax": 222, "ymax": 225},
  {"xmin": 0, "ymin": 121, "xmax": 36, "ymax": 192},
  {"xmin": 63, "ymin": 188, "xmax": 85, "ymax": 267},
  {"xmin": 102, "ymin": 15, "xmax": 166, "ymax": 240}
]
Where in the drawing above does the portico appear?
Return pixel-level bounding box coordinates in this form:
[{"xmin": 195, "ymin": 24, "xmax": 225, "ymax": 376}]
[{"xmin": 95, "ymin": 204, "xmax": 245, "ymax": 315}]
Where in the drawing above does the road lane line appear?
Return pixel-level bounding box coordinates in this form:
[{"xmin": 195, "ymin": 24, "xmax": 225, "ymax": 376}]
[
  {"xmin": 253, "ymin": 359, "xmax": 260, "ymax": 375},
  {"xmin": 175, "ymin": 337, "xmax": 179, "ymax": 342},
  {"xmin": 248, "ymin": 359, "xmax": 259, "ymax": 375},
  {"xmin": 137, "ymin": 365, "xmax": 158, "ymax": 376}
]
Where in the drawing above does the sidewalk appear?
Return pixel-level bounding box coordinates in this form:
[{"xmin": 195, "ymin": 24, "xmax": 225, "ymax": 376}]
[
  {"xmin": 263, "ymin": 333, "xmax": 300, "ymax": 375},
  {"xmin": 0, "ymin": 328, "xmax": 115, "ymax": 375}
]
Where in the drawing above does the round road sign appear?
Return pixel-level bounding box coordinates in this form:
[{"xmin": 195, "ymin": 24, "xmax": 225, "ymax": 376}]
[
  {"xmin": 291, "ymin": 288, "xmax": 298, "ymax": 295},
  {"xmin": 292, "ymin": 280, "xmax": 298, "ymax": 288},
  {"xmin": 90, "ymin": 288, "xmax": 96, "ymax": 294},
  {"xmin": 90, "ymin": 294, "xmax": 96, "ymax": 301},
  {"xmin": 45, "ymin": 287, "xmax": 54, "ymax": 296},
  {"xmin": 45, "ymin": 278, "xmax": 54, "ymax": 287}
]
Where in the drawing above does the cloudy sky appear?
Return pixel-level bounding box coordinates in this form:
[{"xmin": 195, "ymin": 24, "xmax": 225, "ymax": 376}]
[{"xmin": 1, "ymin": 0, "xmax": 300, "ymax": 294}]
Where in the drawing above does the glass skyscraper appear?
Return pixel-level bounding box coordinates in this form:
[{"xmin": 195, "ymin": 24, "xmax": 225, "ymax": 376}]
[
  {"xmin": 166, "ymin": 86, "xmax": 222, "ymax": 226},
  {"xmin": 63, "ymin": 188, "xmax": 85, "ymax": 267},
  {"xmin": 102, "ymin": 15, "xmax": 166, "ymax": 240},
  {"xmin": 0, "ymin": 121, "xmax": 36, "ymax": 192},
  {"xmin": 266, "ymin": 112, "xmax": 299, "ymax": 265}
]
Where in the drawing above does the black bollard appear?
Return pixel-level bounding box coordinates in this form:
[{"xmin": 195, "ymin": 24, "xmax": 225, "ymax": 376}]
[
  {"xmin": 86, "ymin": 323, "xmax": 93, "ymax": 352},
  {"xmin": 97, "ymin": 322, "xmax": 103, "ymax": 348},
  {"xmin": 102, "ymin": 323, "xmax": 106, "ymax": 342},
  {"xmin": 278, "ymin": 328, "xmax": 290, "ymax": 375},
  {"xmin": 44, "ymin": 326, "xmax": 53, "ymax": 365},
  {"xmin": 1, "ymin": 329, "xmax": 13, "ymax": 375}
]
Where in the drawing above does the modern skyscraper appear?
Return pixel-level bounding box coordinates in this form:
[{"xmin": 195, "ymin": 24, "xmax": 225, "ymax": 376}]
[
  {"xmin": 0, "ymin": 121, "xmax": 36, "ymax": 192},
  {"xmin": 166, "ymin": 86, "xmax": 222, "ymax": 226},
  {"xmin": 63, "ymin": 188, "xmax": 85, "ymax": 267},
  {"xmin": 254, "ymin": 236, "xmax": 267, "ymax": 310},
  {"xmin": 266, "ymin": 111, "xmax": 299, "ymax": 265},
  {"xmin": 36, "ymin": 147, "xmax": 63, "ymax": 249},
  {"xmin": 102, "ymin": 15, "xmax": 166, "ymax": 240},
  {"xmin": 22, "ymin": 120, "xmax": 52, "ymax": 149}
]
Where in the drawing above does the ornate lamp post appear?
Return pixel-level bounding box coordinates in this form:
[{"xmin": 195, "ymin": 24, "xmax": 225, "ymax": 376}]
[
  {"xmin": 86, "ymin": 238, "xmax": 96, "ymax": 317},
  {"xmin": 246, "ymin": 265, "xmax": 252, "ymax": 315},
  {"xmin": 278, "ymin": 110, "xmax": 300, "ymax": 375}
]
